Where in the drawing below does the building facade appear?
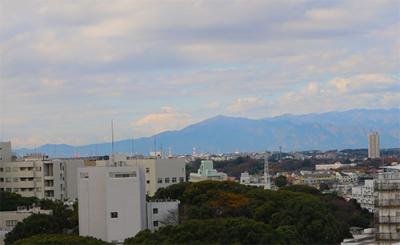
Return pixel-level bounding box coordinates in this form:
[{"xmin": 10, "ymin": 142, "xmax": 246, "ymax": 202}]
[
  {"xmin": 146, "ymin": 200, "xmax": 180, "ymax": 231},
  {"xmin": 78, "ymin": 165, "xmax": 147, "ymax": 243},
  {"xmin": 0, "ymin": 155, "xmax": 65, "ymax": 200},
  {"xmin": 351, "ymin": 179, "xmax": 375, "ymax": 213},
  {"xmin": 368, "ymin": 132, "xmax": 380, "ymax": 159},
  {"xmin": 95, "ymin": 156, "xmax": 186, "ymax": 196},
  {"xmin": 189, "ymin": 160, "xmax": 228, "ymax": 182},
  {"xmin": 374, "ymin": 166, "xmax": 400, "ymax": 243}
]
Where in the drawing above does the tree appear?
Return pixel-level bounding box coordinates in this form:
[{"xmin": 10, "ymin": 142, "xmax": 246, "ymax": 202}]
[
  {"xmin": 0, "ymin": 191, "xmax": 39, "ymax": 211},
  {"xmin": 5, "ymin": 214, "xmax": 62, "ymax": 244},
  {"xmin": 275, "ymin": 176, "xmax": 288, "ymax": 188},
  {"xmin": 12, "ymin": 234, "xmax": 109, "ymax": 245}
]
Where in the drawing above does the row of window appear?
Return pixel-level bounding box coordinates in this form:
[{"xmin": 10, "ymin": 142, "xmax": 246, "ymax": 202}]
[
  {"xmin": 0, "ymin": 167, "xmax": 41, "ymax": 172},
  {"xmin": 0, "ymin": 177, "xmax": 40, "ymax": 183},
  {"xmin": 0, "ymin": 187, "xmax": 39, "ymax": 192},
  {"xmin": 156, "ymin": 177, "xmax": 184, "ymax": 184}
]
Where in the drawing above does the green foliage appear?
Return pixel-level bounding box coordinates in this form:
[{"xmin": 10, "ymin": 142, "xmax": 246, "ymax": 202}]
[
  {"xmin": 3, "ymin": 194, "xmax": 79, "ymax": 244},
  {"xmin": 140, "ymin": 181, "xmax": 372, "ymax": 244},
  {"xmin": 5, "ymin": 214, "xmax": 62, "ymax": 244},
  {"xmin": 0, "ymin": 191, "xmax": 39, "ymax": 211},
  {"xmin": 12, "ymin": 234, "xmax": 109, "ymax": 245},
  {"xmin": 125, "ymin": 218, "xmax": 292, "ymax": 245},
  {"xmin": 274, "ymin": 175, "xmax": 287, "ymax": 188}
]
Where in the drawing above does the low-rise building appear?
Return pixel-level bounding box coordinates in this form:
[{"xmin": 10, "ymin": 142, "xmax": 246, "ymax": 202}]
[
  {"xmin": 351, "ymin": 179, "xmax": 375, "ymax": 213},
  {"xmin": 189, "ymin": 160, "xmax": 227, "ymax": 182},
  {"xmin": 239, "ymin": 172, "xmax": 265, "ymax": 187},
  {"xmin": 146, "ymin": 200, "xmax": 180, "ymax": 231}
]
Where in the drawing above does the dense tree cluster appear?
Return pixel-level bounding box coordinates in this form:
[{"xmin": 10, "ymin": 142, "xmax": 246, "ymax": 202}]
[
  {"xmin": 138, "ymin": 181, "xmax": 372, "ymax": 244},
  {"xmin": 1, "ymin": 191, "xmax": 79, "ymax": 244},
  {"xmin": 12, "ymin": 234, "xmax": 108, "ymax": 245}
]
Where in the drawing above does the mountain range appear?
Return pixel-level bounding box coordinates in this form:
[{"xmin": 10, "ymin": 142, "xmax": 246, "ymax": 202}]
[{"xmin": 15, "ymin": 108, "xmax": 400, "ymax": 157}]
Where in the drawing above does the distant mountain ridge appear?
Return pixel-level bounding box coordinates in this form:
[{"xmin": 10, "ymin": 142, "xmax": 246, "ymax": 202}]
[{"xmin": 15, "ymin": 108, "xmax": 400, "ymax": 157}]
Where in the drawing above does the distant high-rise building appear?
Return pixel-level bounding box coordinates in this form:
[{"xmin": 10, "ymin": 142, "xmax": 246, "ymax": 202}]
[{"xmin": 368, "ymin": 132, "xmax": 380, "ymax": 158}]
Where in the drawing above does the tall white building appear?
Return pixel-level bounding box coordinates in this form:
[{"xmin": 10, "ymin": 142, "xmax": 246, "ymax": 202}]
[
  {"xmin": 78, "ymin": 165, "xmax": 146, "ymax": 243},
  {"xmin": 375, "ymin": 165, "xmax": 400, "ymax": 243},
  {"xmin": 368, "ymin": 132, "xmax": 380, "ymax": 159}
]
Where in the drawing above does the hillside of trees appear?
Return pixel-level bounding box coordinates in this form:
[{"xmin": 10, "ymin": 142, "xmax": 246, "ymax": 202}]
[{"xmin": 128, "ymin": 181, "xmax": 372, "ymax": 244}]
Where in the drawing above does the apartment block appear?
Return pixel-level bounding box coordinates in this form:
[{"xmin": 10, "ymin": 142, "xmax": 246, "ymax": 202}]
[
  {"xmin": 351, "ymin": 179, "xmax": 375, "ymax": 213},
  {"xmin": 0, "ymin": 154, "xmax": 65, "ymax": 200},
  {"xmin": 375, "ymin": 165, "xmax": 400, "ymax": 243}
]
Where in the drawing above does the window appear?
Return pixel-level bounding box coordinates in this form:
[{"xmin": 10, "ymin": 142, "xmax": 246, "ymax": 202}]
[
  {"xmin": 5, "ymin": 178, "xmax": 11, "ymax": 183},
  {"xmin": 153, "ymin": 208, "xmax": 158, "ymax": 214},
  {"xmin": 5, "ymin": 167, "xmax": 11, "ymax": 172},
  {"xmin": 146, "ymin": 180, "xmax": 150, "ymax": 184},
  {"xmin": 153, "ymin": 221, "xmax": 159, "ymax": 227},
  {"xmin": 165, "ymin": 178, "xmax": 170, "ymax": 183},
  {"xmin": 35, "ymin": 167, "xmax": 41, "ymax": 171},
  {"xmin": 6, "ymin": 220, "xmax": 18, "ymax": 227},
  {"xmin": 36, "ymin": 187, "xmax": 42, "ymax": 192},
  {"xmin": 146, "ymin": 168, "xmax": 150, "ymax": 173},
  {"xmin": 12, "ymin": 167, "xmax": 18, "ymax": 172},
  {"xmin": 13, "ymin": 178, "xmax": 18, "ymax": 182},
  {"xmin": 109, "ymin": 171, "xmax": 136, "ymax": 178},
  {"xmin": 172, "ymin": 177, "xmax": 177, "ymax": 183},
  {"xmin": 158, "ymin": 178, "xmax": 162, "ymax": 183},
  {"xmin": 12, "ymin": 188, "xmax": 18, "ymax": 192},
  {"xmin": 80, "ymin": 172, "xmax": 89, "ymax": 178},
  {"xmin": 179, "ymin": 177, "xmax": 184, "ymax": 183},
  {"xmin": 110, "ymin": 212, "xmax": 118, "ymax": 218},
  {"xmin": 0, "ymin": 168, "xmax": 3, "ymax": 172},
  {"xmin": 0, "ymin": 178, "xmax": 3, "ymax": 182},
  {"xmin": 5, "ymin": 188, "xmax": 12, "ymax": 192}
]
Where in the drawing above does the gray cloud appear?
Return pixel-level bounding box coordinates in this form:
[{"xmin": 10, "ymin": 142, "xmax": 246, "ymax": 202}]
[{"xmin": 0, "ymin": 0, "xmax": 399, "ymax": 147}]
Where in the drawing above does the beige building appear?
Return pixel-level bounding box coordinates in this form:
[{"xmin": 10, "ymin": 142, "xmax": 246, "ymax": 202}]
[
  {"xmin": 0, "ymin": 155, "xmax": 65, "ymax": 200},
  {"xmin": 375, "ymin": 165, "xmax": 400, "ymax": 243},
  {"xmin": 95, "ymin": 155, "xmax": 186, "ymax": 196},
  {"xmin": 368, "ymin": 132, "xmax": 380, "ymax": 159}
]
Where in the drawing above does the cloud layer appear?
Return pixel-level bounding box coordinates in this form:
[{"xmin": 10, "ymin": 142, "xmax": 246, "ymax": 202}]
[{"xmin": 0, "ymin": 0, "xmax": 399, "ymax": 147}]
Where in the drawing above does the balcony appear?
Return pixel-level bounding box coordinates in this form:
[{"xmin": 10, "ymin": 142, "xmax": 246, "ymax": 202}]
[
  {"xmin": 375, "ymin": 182, "xmax": 400, "ymax": 191},
  {"xmin": 378, "ymin": 216, "xmax": 400, "ymax": 224},
  {"xmin": 375, "ymin": 199, "xmax": 400, "ymax": 207},
  {"xmin": 376, "ymin": 233, "xmax": 400, "ymax": 241}
]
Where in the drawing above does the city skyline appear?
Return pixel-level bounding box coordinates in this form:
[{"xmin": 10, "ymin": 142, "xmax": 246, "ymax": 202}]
[{"xmin": 1, "ymin": 0, "xmax": 399, "ymax": 148}]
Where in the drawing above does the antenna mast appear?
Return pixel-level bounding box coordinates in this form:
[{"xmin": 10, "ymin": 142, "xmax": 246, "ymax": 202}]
[
  {"xmin": 111, "ymin": 120, "xmax": 114, "ymax": 166},
  {"xmin": 264, "ymin": 151, "xmax": 271, "ymax": 190}
]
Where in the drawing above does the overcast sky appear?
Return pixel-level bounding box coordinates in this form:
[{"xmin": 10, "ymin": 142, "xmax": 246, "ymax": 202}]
[{"xmin": 0, "ymin": 0, "xmax": 399, "ymax": 148}]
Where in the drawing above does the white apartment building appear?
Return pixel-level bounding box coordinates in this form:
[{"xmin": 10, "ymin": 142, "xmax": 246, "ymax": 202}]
[
  {"xmin": 189, "ymin": 160, "xmax": 228, "ymax": 182},
  {"xmin": 96, "ymin": 155, "xmax": 186, "ymax": 196},
  {"xmin": 336, "ymin": 172, "xmax": 358, "ymax": 184},
  {"xmin": 351, "ymin": 179, "xmax": 375, "ymax": 213},
  {"xmin": 78, "ymin": 165, "xmax": 147, "ymax": 243},
  {"xmin": 368, "ymin": 132, "xmax": 380, "ymax": 159},
  {"xmin": 374, "ymin": 165, "xmax": 400, "ymax": 243},
  {"xmin": 146, "ymin": 200, "xmax": 180, "ymax": 231}
]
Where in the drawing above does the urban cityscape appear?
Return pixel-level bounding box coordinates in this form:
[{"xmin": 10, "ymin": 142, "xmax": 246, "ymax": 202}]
[{"xmin": 1, "ymin": 1, "xmax": 399, "ymax": 245}]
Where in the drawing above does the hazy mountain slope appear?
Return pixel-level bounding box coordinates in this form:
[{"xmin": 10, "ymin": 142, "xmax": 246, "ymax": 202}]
[{"xmin": 15, "ymin": 108, "xmax": 400, "ymax": 156}]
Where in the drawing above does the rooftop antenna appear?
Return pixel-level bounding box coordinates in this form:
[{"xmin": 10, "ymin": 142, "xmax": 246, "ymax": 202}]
[
  {"xmin": 111, "ymin": 120, "xmax": 114, "ymax": 166},
  {"xmin": 168, "ymin": 146, "xmax": 172, "ymax": 158},
  {"xmin": 264, "ymin": 151, "xmax": 271, "ymax": 190},
  {"xmin": 153, "ymin": 136, "xmax": 157, "ymax": 157},
  {"xmin": 160, "ymin": 143, "xmax": 163, "ymax": 159}
]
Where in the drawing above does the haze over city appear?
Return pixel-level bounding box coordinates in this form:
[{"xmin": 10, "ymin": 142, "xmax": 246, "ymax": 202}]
[{"xmin": 1, "ymin": 0, "xmax": 399, "ymax": 148}]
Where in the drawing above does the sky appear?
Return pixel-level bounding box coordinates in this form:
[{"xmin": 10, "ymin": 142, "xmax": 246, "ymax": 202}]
[{"xmin": 0, "ymin": 0, "xmax": 399, "ymax": 148}]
